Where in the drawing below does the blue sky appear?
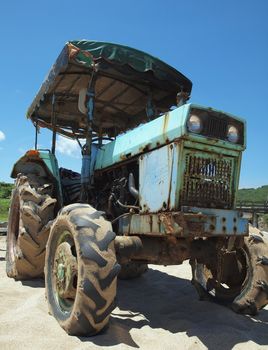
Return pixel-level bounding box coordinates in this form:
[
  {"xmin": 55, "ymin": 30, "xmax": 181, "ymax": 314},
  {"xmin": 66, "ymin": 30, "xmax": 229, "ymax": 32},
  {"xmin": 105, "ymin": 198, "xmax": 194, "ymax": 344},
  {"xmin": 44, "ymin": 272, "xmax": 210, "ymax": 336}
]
[{"xmin": 0, "ymin": 0, "xmax": 267, "ymax": 188}]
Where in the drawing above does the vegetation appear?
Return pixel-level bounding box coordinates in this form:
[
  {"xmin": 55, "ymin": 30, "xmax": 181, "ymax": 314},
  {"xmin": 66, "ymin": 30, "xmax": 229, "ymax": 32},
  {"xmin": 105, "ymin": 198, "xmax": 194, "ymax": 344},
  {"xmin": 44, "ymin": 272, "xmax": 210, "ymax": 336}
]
[
  {"xmin": 0, "ymin": 182, "xmax": 13, "ymax": 222},
  {"xmin": 237, "ymin": 185, "xmax": 268, "ymax": 203},
  {"xmin": 0, "ymin": 198, "xmax": 10, "ymax": 221},
  {"xmin": 237, "ymin": 186, "xmax": 268, "ymax": 230}
]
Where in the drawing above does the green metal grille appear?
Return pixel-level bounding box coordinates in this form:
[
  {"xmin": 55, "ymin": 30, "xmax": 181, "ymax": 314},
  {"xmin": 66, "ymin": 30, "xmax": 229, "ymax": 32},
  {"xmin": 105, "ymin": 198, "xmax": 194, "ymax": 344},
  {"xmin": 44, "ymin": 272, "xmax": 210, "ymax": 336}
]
[{"xmin": 181, "ymin": 153, "xmax": 234, "ymax": 209}]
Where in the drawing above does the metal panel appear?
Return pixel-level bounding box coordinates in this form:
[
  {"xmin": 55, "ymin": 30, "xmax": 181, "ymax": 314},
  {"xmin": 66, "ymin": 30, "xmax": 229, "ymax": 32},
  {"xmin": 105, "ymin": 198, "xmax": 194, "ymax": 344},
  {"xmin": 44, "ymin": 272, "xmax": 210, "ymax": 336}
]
[
  {"xmin": 139, "ymin": 143, "xmax": 181, "ymax": 212},
  {"xmin": 181, "ymin": 151, "xmax": 235, "ymax": 209},
  {"xmin": 182, "ymin": 206, "xmax": 248, "ymax": 236},
  {"xmin": 10, "ymin": 150, "xmax": 63, "ymax": 206},
  {"xmin": 118, "ymin": 208, "xmax": 248, "ymax": 237},
  {"xmin": 94, "ymin": 103, "xmax": 246, "ymax": 171},
  {"xmin": 94, "ymin": 104, "xmax": 189, "ymax": 170},
  {"xmin": 39, "ymin": 151, "xmax": 63, "ymax": 205}
]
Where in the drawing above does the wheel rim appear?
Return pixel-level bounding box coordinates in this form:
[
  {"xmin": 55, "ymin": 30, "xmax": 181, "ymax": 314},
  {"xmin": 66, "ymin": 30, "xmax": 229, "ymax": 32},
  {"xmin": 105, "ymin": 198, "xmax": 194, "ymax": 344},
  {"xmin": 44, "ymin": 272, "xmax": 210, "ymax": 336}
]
[
  {"xmin": 197, "ymin": 248, "xmax": 248, "ymax": 300},
  {"xmin": 52, "ymin": 230, "xmax": 78, "ymax": 313}
]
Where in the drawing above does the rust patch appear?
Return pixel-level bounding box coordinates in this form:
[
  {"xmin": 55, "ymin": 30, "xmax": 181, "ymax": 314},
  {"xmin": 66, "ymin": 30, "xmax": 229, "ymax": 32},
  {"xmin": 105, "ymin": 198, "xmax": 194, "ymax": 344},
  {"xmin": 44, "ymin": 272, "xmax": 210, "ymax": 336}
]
[
  {"xmin": 163, "ymin": 113, "xmax": 170, "ymax": 135},
  {"xmin": 181, "ymin": 153, "xmax": 233, "ymax": 209},
  {"xmin": 139, "ymin": 143, "xmax": 151, "ymax": 153},
  {"xmin": 26, "ymin": 149, "xmax": 40, "ymax": 158},
  {"xmin": 174, "ymin": 212, "xmax": 206, "ymax": 237},
  {"xmin": 158, "ymin": 213, "xmax": 185, "ymax": 235},
  {"xmin": 159, "ymin": 213, "xmax": 175, "ymax": 234}
]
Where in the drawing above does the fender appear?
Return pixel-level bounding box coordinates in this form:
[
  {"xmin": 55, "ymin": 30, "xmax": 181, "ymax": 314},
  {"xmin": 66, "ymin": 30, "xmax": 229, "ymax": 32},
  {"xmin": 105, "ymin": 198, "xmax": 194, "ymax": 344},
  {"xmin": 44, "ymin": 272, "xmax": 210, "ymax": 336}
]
[{"xmin": 11, "ymin": 149, "xmax": 63, "ymax": 206}]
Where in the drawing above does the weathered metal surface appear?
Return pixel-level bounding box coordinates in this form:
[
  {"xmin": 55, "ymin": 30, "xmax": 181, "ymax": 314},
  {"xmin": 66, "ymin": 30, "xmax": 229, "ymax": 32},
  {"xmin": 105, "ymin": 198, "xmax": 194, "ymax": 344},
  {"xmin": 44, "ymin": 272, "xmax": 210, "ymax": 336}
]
[
  {"xmin": 39, "ymin": 151, "xmax": 62, "ymax": 181},
  {"xmin": 183, "ymin": 139, "xmax": 241, "ymax": 157},
  {"xmin": 94, "ymin": 104, "xmax": 189, "ymax": 170},
  {"xmin": 181, "ymin": 151, "xmax": 234, "ymax": 209},
  {"xmin": 10, "ymin": 150, "xmax": 63, "ymax": 206},
  {"xmin": 11, "ymin": 150, "xmax": 60, "ymax": 181},
  {"xmin": 27, "ymin": 41, "xmax": 192, "ymax": 139},
  {"xmin": 182, "ymin": 206, "xmax": 248, "ymax": 236},
  {"xmin": 118, "ymin": 207, "xmax": 248, "ymax": 237},
  {"xmin": 134, "ymin": 140, "xmax": 240, "ymax": 213},
  {"xmin": 54, "ymin": 241, "xmax": 78, "ymax": 300},
  {"xmin": 94, "ymin": 103, "xmax": 246, "ymax": 171},
  {"xmin": 139, "ymin": 143, "xmax": 181, "ymax": 212},
  {"xmin": 115, "ymin": 234, "xmax": 190, "ymax": 265},
  {"xmin": 184, "ymin": 139, "xmax": 242, "ymax": 209}
]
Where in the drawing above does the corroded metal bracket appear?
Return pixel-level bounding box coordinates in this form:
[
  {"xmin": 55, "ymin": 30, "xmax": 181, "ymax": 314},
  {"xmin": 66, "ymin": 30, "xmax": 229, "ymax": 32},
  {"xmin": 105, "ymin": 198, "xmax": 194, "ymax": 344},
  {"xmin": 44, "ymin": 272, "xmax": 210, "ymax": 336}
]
[{"xmin": 118, "ymin": 207, "xmax": 248, "ymax": 237}]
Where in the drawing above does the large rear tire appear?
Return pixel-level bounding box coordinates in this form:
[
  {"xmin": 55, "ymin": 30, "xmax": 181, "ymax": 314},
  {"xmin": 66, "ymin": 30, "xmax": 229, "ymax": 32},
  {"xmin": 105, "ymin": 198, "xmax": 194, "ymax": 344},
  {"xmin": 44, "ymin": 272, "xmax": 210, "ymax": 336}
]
[
  {"xmin": 45, "ymin": 203, "xmax": 120, "ymax": 336},
  {"xmin": 191, "ymin": 230, "xmax": 268, "ymax": 315},
  {"xmin": 232, "ymin": 229, "xmax": 268, "ymax": 314},
  {"xmin": 6, "ymin": 174, "xmax": 56, "ymax": 279}
]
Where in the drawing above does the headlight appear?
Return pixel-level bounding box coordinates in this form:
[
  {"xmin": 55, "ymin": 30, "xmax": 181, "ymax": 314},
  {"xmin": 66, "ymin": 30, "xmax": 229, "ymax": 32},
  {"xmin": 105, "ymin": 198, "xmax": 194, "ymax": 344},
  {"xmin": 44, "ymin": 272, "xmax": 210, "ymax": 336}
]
[
  {"xmin": 227, "ymin": 125, "xmax": 239, "ymax": 143},
  {"xmin": 187, "ymin": 115, "xmax": 202, "ymax": 133}
]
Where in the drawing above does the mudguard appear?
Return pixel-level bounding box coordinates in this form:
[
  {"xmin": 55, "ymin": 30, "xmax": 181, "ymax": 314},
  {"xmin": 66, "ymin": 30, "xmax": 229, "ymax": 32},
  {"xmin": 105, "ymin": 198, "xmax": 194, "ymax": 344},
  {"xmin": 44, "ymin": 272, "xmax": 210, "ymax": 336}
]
[{"xmin": 11, "ymin": 149, "xmax": 63, "ymax": 205}]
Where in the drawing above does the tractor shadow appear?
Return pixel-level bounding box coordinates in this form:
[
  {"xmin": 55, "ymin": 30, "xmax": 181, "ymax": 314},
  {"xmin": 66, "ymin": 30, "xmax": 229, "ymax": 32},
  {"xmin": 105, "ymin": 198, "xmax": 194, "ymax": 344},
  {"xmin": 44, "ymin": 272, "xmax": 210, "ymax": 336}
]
[
  {"xmin": 81, "ymin": 266, "xmax": 268, "ymax": 349},
  {"xmin": 21, "ymin": 278, "xmax": 45, "ymax": 288}
]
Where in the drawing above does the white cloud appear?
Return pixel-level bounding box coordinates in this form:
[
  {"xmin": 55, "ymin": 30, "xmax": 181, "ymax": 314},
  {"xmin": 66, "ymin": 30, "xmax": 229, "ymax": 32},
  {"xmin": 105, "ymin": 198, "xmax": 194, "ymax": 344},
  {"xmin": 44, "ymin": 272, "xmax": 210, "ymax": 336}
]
[
  {"xmin": 0, "ymin": 130, "xmax": 5, "ymax": 141},
  {"xmin": 57, "ymin": 136, "xmax": 81, "ymax": 158}
]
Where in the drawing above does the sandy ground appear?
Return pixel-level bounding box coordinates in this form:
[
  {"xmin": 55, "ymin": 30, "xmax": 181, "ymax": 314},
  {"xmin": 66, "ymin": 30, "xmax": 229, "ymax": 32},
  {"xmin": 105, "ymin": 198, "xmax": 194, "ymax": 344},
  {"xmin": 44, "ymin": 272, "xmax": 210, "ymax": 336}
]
[{"xmin": 0, "ymin": 236, "xmax": 268, "ymax": 350}]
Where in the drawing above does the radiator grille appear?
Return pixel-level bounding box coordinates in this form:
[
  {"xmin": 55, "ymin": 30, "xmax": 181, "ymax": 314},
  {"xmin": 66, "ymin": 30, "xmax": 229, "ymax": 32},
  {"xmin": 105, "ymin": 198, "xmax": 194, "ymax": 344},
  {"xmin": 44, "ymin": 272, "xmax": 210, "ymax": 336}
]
[
  {"xmin": 203, "ymin": 117, "xmax": 228, "ymax": 140},
  {"xmin": 181, "ymin": 154, "xmax": 233, "ymax": 208}
]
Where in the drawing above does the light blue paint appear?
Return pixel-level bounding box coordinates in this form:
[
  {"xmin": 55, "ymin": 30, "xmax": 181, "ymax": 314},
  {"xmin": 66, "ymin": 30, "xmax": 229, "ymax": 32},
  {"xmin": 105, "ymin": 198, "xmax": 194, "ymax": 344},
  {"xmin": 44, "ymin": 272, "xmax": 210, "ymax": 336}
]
[
  {"xmin": 94, "ymin": 103, "xmax": 246, "ymax": 171},
  {"xmin": 182, "ymin": 206, "xmax": 248, "ymax": 236},
  {"xmin": 139, "ymin": 143, "xmax": 181, "ymax": 212},
  {"xmin": 94, "ymin": 103, "xmax": 190, "ymax": 170},
  {"xmin": 118, "ymin": 207, "xmax": 248, "ymax": 237},
  {"xmin": 81, "ymin": 155, "xmax": 91, "ymax": 184}
]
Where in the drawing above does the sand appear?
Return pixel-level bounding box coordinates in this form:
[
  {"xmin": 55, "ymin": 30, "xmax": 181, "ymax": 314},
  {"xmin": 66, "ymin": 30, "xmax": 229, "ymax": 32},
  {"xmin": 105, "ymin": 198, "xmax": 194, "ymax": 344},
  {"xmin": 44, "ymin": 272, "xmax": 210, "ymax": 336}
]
[{"xmin": 0, "ymin": 236, "xmax": 267, "ymax": 350}]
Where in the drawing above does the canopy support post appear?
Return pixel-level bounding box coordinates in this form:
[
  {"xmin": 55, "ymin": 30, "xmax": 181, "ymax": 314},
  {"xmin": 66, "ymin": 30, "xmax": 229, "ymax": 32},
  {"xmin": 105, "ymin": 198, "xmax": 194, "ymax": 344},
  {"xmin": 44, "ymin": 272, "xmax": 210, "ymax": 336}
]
[
  {"xmin": 51, "ymin": 94, "xmax": 57, "ymax": 154},
  {"xmin": 146, "ymin": 90, "xmax": 156, "ymax": 120},
  {"xmin": 34, "ymin": 119, "xmax": 39, "ymax": 150},
  {"xmin": 80, "ymin": 71, "xmax": 98, "ymax": 203}
]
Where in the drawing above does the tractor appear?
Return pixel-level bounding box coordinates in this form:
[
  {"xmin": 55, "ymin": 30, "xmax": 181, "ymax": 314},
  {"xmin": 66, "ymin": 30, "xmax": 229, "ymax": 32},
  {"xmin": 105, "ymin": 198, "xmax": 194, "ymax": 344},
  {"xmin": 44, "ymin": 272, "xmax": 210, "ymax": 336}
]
[{"xmin": 6, "ymin": 40, "xmax": 268, "ymax": 336}]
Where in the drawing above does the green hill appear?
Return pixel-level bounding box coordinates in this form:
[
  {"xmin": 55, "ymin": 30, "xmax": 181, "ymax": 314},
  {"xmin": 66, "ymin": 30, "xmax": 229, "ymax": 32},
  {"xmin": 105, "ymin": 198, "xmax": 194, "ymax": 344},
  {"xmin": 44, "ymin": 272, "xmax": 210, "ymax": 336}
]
[{"xmin": 237, "ymin": 185, "xmax": 268, "ymax": 203}]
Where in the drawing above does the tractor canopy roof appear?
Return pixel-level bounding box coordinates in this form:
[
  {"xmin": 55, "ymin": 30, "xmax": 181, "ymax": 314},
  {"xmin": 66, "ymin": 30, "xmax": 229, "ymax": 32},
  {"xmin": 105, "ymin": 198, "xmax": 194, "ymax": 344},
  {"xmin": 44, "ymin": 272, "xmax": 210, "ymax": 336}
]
[{"xmin": 27, "ymin": 40, "xmax": 192, "ymax": 138}]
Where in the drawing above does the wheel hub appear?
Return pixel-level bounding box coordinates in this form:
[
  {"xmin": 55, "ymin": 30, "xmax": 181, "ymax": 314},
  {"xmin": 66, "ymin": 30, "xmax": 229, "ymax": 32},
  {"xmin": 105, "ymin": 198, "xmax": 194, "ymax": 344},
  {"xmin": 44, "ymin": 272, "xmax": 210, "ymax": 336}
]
[
  {"xmin": 57, "ymin": 263, "xmax": 65, "ymax": 281},
  {"xmin": 54, "ymin": 242, "xmax": 78, "ymax": 300}
]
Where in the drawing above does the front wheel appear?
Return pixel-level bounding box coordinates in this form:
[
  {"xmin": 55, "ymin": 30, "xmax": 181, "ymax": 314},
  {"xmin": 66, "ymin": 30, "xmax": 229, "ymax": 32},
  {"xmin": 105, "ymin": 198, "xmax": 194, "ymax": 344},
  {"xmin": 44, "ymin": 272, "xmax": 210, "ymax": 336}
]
[
  {"xmin": 45, "ymin": 203, "xmax": 120, "ymax": 336},
  {"xmin": 191, "ymin": 231, "xmax": 268, "ymax": 315}
]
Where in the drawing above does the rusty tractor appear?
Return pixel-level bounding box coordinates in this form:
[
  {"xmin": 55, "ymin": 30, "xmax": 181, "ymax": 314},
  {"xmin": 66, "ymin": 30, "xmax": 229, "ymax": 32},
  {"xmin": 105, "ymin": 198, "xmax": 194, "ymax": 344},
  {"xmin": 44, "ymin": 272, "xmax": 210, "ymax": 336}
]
[{"xmin": 6, "ymin": 40, "xmax": 268, "ymax": 335}]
